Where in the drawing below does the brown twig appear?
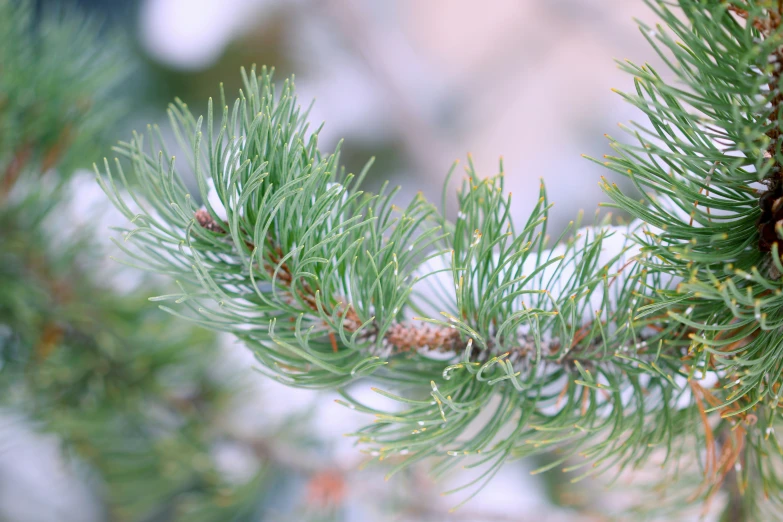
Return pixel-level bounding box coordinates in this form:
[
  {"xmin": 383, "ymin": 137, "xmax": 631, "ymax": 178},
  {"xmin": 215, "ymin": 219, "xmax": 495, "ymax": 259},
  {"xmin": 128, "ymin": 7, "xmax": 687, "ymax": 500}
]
[
  {"xmin": 1, "ymin": 125, "xmax": 73, "ymax": 203},
  {"xmin": 727, "ymin": 4, "xmax": 749, "ymax": 19},
  {"xmin": 0, "ymin": 142, "xmax": 32, "ymax": 202},
  {"xmin": 41, "ymin": 124, "xmax": 72, "ymax": 172}
]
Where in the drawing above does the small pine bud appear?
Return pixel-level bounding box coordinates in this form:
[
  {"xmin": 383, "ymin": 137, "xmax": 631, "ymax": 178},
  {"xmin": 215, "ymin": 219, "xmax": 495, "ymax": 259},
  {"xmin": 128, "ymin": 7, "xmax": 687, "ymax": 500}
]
[{"xmin": 195, "ymin": 209, "xmax": 225, "ymax": 233}]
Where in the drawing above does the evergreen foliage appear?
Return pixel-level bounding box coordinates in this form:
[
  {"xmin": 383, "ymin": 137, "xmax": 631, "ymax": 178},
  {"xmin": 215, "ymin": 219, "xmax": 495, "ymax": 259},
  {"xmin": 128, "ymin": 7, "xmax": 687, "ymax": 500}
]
[
  {"xmin": 8, "ymin": 0, "xmax": 783, "ymax": 518},
  {"xmin": 96, "ymin": 0, "xmax": 783, "ymax": 518}
]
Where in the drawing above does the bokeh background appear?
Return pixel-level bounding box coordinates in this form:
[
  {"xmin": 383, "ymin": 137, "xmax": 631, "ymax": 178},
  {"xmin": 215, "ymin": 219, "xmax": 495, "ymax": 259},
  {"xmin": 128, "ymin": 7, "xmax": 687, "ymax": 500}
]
[
  {"xmin": 2, "ymin": 1, "xmax": 698, "ymax": 521},
  {"xmin": 91, "ymin": 0, "xmax": 658, "ymax": 232}
]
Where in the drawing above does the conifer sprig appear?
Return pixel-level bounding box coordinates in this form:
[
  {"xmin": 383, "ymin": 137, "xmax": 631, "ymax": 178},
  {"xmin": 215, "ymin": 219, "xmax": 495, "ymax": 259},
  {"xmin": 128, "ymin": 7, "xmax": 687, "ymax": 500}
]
[
  {"xmin": 98, "ymin": 66, "xmax": 682, "ymax": 508},
  {"xmin": 597, "ymin": 0, "xmax": 783, "ymax": 516},
  {"xmin": 98, "ymin": 0, "xmax": 783, "ymax": 516}
]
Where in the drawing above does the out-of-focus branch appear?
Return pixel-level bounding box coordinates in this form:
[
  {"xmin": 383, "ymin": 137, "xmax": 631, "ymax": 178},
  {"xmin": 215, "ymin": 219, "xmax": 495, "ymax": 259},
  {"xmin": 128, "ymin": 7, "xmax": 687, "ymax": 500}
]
[{"xmin": 1, "ymin": 143, "xmax": 32, "ymax": 202}]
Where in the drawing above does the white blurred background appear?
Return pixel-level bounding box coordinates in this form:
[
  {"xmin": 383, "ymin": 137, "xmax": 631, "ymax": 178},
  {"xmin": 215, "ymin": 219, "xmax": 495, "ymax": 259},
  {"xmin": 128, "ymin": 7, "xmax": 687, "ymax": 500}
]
[{"xmin": 132, "ymin": 0, "xmax": 662, "ymax": 232}]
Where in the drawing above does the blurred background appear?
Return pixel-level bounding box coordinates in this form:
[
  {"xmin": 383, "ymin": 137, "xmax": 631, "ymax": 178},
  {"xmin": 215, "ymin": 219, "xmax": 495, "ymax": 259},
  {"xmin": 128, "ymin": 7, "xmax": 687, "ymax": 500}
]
[
  {"xmin": 1, "ymin": 1, "xmax": 699, "ymax": 521},
  {"xmin": 82, "ymin": 0, "xmax": 657, "ymax": 232}
]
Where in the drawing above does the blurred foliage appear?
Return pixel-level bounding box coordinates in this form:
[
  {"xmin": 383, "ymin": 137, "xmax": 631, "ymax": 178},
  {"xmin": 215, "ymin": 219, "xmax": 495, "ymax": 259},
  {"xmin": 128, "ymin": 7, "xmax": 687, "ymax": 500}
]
[
  {"xmin": 34, "ymin": 0, "xmax": 137, "ymax": 24},
  {"xmin": 0, "ymin": 2, "xmax": 341, "ymax": 520},
  {"xmin": 0, "ymin": 0, "xmax": 127, "ymax": 182}
]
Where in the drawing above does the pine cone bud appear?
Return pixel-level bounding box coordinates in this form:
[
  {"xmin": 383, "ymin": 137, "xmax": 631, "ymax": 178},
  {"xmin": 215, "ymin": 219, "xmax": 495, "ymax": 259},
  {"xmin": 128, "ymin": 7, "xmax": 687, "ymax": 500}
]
[
  {"xmin": 195, "ymin": 209, "xmax": 225, "ymax": 233},
  {"xmin": 385, "ymin": 323, "xmax": 463, "ymax": 353}
]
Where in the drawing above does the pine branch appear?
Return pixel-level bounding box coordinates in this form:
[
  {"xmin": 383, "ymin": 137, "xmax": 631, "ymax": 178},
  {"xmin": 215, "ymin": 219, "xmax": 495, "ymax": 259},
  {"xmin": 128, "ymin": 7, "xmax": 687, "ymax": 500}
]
[
  {"xmin": 98, "ymin": 63, "xmax": 683, "ymax": 512},
  {"xmin": 95, "ymin": 0, "xmax": 783, "ymax": 515}
]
